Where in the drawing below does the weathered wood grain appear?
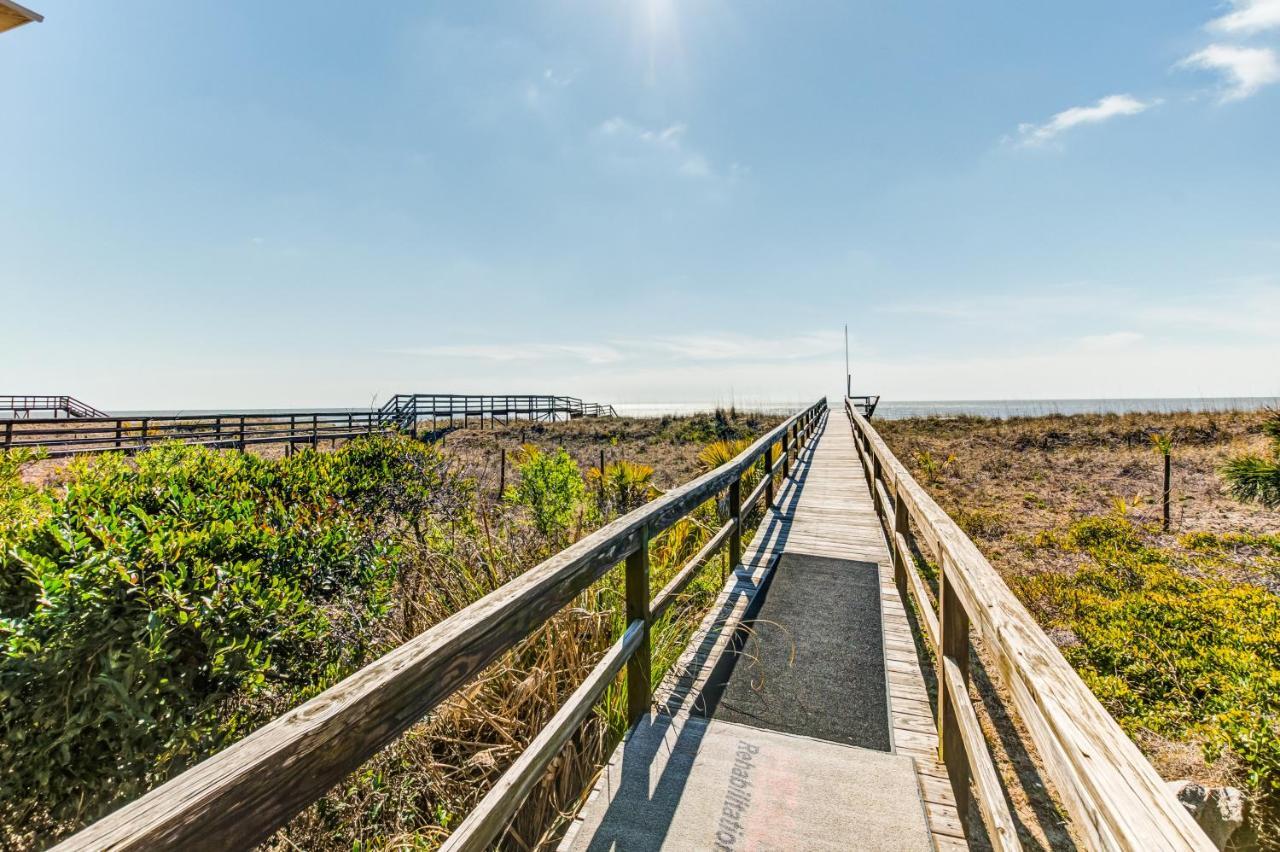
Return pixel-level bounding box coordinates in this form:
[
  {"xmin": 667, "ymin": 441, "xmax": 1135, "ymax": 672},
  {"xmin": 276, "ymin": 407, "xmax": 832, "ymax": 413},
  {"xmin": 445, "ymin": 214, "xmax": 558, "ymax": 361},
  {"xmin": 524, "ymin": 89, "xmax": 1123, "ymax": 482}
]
[{"xmin": 845, "ymin": 401, "xmax": 1213, "ymax": 851}]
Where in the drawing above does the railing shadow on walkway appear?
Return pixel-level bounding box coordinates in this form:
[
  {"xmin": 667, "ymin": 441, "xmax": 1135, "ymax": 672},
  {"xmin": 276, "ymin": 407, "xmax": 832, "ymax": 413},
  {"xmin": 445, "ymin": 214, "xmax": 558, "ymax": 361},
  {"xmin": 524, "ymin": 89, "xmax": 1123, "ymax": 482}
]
[{"xmin": 576, "ymin": 417, "xmax": 825, "ymax": 852}]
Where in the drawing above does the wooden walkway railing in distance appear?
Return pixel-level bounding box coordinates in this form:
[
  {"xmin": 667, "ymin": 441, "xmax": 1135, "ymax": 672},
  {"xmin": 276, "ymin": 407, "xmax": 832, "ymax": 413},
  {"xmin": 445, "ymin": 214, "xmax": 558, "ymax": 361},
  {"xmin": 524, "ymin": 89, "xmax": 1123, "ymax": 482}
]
[
  {"xmin": 843, "ymin": 398, "xmax": 1213, "ymax": 852},
  {"xmin": 0, "ymin": 394, "xmax": 108, "ymax": 419},
  {"xmin": 2, "ymin": 410, "xmax": 391, "ymax": 457},
  {"xmin": 52, "ymin": 400, "xmax": 827, "ymax": 852},
  {"xmin": 2, "ymin": 393, "xmax": 619, "ymax": 457}
]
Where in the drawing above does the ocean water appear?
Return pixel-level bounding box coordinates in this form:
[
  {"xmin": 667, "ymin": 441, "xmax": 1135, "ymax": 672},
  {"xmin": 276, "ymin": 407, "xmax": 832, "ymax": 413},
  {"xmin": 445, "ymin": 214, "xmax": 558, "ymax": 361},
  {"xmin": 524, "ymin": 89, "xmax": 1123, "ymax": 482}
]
[
  {"xmin": 6, "ymin": 397, "xmax": 1277, "ymax": 421},
  {"xmin": 615, "ymin": 397, "xmax": 1280, "ymax": 420}
]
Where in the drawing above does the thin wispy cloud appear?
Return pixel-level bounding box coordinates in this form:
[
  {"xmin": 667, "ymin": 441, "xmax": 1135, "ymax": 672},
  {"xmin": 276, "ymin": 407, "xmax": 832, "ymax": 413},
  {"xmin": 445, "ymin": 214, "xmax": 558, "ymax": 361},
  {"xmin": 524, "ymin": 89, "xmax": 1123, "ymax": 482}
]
[
  {"xmin": 1077, "ymin": 331, "xmax": 1144, "ymax": 351},
  {"xmin": 1207, "ymin": 0, "xmax": 1280, "ymax": 34},
  {"xmin": 644, "ymin": 332, "xmax": 843, "ymax": 362},
  {"xmin": 594, "ymin": 117, "xmax": 720, "ymax": 179},
  {"xmin": 395, "ymin": 332, "xmax": 842, "ymax": 370},
  {"xmin": 396, "ymin": 343, "xmax": 624, "ymax": 364},
  {"xmin": 1179, "ymin": 44, "xmax": 1280, "ymax": 101},
  {"xmin": 1015, "ymin": 94, "xmax": 1155, "ymax": 146}
]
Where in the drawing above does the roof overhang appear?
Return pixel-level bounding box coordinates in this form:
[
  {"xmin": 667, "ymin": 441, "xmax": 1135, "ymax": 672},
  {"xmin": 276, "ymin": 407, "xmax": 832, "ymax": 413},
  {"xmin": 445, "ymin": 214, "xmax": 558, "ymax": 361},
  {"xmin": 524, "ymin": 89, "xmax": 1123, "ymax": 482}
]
[{"xmin": 0, "ymin": 0, "xmax": 42, "ymax": 34}]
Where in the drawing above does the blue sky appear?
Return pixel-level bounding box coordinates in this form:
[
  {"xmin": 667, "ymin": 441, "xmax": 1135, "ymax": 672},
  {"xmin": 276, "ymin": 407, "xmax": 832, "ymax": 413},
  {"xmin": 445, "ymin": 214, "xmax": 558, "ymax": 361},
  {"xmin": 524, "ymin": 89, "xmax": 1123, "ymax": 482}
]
[{"xmin": 2, "ymin": 1, "xmax": 1279, "ymax": 409}]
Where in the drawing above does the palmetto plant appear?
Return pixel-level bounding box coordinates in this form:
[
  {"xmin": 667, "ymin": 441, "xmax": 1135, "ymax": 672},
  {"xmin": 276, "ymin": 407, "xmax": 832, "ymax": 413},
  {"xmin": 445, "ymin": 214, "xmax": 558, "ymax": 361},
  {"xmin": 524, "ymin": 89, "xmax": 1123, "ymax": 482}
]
[
  {"xmin": 587, "ymin": 459, "xmax": 657, "ymax": 516},
  {"xmin": 1221, "ymin": 411, "xmax": 1280, "ymax": 510}
]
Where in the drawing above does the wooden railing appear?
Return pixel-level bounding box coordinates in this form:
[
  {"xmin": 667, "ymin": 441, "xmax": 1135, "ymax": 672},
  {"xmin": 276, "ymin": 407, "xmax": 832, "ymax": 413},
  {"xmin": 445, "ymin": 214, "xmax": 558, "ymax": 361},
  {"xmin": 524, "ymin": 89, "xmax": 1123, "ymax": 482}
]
[
  {"xmin": 843, "ymin": 398, "xmax": 1212, "ymax": 852},
  {"xmin": 53, "ymin": 400, "xmax": 827, "ymax": 851},
  {"xmin": 379, "ymin": 394, "xmax": 618, "ymax": 431},
  {"xmin": 0, "ymin": 395, "xmax": 108, "ymax": 419},
  {"xmin": 2, "ymin": 410, "xmax": 391, "ymax": 457},
  {"xmin": 1, "ymin": 394, "xmax": 620, "ymax": 457}
]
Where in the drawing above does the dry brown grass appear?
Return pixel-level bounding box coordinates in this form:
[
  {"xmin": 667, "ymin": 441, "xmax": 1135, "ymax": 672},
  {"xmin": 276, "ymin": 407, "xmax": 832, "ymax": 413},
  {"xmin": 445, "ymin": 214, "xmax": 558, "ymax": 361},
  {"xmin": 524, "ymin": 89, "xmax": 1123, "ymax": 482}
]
[
  {"xmin": 877, "ymin": 408, "xmax": 1280, "ymax": 850},
  {"xmin": 878, "ymin": 409, "xmax": 1278, "ymax": 587}
]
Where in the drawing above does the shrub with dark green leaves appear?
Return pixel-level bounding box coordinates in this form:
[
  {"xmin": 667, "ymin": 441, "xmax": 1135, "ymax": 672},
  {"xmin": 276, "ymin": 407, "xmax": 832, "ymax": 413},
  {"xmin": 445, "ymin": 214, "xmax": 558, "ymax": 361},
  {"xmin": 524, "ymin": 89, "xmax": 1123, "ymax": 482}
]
[{"xmin": 0, "ymin": 436, "xmax": 459, "ymax": 838}]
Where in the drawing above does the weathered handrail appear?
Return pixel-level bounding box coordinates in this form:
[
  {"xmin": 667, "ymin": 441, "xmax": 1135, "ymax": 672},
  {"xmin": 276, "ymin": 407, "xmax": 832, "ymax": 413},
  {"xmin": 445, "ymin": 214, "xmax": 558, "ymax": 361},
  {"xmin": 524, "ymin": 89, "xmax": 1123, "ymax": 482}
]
[
  {"xmin": 54, "ymin": 399, "xmax": 826, "ymax": 851},
  {"xmin": 843, "ymin": 398, "xmax": 1212, "ymax": 851}
]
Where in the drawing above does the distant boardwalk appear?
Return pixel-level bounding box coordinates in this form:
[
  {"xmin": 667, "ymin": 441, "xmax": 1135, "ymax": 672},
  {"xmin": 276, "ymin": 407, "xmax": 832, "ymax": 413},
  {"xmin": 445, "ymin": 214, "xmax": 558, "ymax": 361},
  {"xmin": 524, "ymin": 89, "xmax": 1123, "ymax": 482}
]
[{"xmin": 1, "ymin": 392, "xmax": 616, "ymax": 456}]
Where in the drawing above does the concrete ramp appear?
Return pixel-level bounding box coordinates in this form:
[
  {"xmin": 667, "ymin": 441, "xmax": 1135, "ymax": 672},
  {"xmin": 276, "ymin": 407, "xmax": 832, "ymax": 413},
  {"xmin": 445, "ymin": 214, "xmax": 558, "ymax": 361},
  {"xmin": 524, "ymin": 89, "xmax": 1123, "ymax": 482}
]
[{"xmin": 565, "ymin": 715, "xmax": 929, "ymax": 852}]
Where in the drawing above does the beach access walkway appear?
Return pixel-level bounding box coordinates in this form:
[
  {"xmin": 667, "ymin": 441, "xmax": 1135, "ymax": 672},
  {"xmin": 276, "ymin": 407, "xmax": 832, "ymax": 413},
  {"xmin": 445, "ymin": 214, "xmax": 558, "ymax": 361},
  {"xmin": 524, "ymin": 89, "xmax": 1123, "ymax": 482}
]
[{"xmin": 560, "ymin": 413, "xmax": 960, "ymax": 851}]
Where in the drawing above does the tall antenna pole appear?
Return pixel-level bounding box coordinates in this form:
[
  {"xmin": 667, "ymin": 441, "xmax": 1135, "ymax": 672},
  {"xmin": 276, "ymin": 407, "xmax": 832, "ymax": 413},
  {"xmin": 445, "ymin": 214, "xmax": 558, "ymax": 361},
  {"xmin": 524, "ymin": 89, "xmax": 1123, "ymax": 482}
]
[{"xmin": 844, "ymin": 323, "xmax": 851, "ymax": 399}]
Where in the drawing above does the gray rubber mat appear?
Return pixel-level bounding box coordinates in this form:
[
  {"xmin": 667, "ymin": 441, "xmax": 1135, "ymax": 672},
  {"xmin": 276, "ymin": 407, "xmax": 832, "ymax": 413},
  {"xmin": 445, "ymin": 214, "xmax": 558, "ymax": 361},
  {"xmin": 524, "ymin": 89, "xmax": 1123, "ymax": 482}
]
[{"xmin": 700, "ymin": 552, "xmax": 891, "ymax": 751}]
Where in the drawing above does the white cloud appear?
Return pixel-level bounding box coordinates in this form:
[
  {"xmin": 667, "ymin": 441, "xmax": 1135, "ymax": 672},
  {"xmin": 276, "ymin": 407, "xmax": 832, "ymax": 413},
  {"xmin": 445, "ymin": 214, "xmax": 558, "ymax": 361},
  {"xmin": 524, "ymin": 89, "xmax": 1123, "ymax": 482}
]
[
  {"xmin": 1016, "ymin": 94, "xmax": 1155, "ymax": 146},
  {"xmin": 1180, "ymin": 44, "xmax": 1280, "ymax": 101},
  {"xmin": 1208, "ymin": 0, "xmax": 1280, "ymax": 34},
  {"xmin": 643, "ymin": 332, "xmax": 843, "ymax": 362},
  {"xmin": 594, "ymin": 117, "xmax": 718, "ymax": 179},
  {"xmin": 1077, "ymin": 331, "xmax": 1144, "ymax": 351},
  {"xmin": 397, "ymin": 343, "xmax": 624, "ymax": 365}
]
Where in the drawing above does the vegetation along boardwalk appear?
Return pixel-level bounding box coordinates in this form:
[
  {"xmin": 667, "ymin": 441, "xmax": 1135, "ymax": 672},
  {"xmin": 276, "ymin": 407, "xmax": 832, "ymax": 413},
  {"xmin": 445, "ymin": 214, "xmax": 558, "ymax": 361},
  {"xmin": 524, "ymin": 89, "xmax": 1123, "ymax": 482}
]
[{"xmin": 51, "ymin": 398, "xmax": 1215, "ymax": 851}]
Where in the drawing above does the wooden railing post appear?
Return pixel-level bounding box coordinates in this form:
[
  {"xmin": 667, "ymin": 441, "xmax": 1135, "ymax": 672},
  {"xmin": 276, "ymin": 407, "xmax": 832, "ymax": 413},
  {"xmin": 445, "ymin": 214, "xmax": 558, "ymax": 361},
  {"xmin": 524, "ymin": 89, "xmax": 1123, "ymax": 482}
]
[
  {"xmin": 238, "ymin": 416, "xmax": 246, "ymax": 451},
  {"xmin": 892, "ymin": 480, "xmax": 910, "ymax": 600},
  {"xmin": 938, "ymin": 552, "xmax": 972, "ymax": 826},
  {"xmin": 625, "ymin": 526, "xmax": 652, "ymax": 725},
  {"xmin": 3, "ymin": 420, "xmax": 10, "ymax": 451},
  {"xmin": 764, "ymin": 444, "xmax": 775, "ymax": 507},
  {"xmin": 782, "ymin": 424, "xmax": 791, "ymax": 478},
  {"xmin": 728, "ymin": 476, "xmax": 742, "ymax": 570}
]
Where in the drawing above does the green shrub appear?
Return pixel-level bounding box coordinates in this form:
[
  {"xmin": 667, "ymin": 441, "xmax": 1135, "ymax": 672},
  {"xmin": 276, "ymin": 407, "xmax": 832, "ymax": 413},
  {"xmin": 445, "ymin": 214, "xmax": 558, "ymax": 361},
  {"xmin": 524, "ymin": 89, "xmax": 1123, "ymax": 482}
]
[
  {"xmin": 507, "ymin": 445, "xmax": 586, "ymax": 542},
  {"xmin": 1033, "ymin": 514, "xmax": 1280, "ymax": 798},
  {"xmin": 0, "ymin": 437, "xmax": 458, "ymax": 835}
]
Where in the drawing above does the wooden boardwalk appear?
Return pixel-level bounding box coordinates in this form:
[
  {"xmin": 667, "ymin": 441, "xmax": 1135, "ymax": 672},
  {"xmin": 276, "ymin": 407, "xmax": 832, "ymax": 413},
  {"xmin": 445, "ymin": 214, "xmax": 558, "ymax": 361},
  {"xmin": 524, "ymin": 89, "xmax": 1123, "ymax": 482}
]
[
  {"xmin": 562, "ymin": 411, "xmax": 964, "ymax": 851},
  {"xmin": 53, "ymin": 397, "xmax": 1214, "ymax": 851}
]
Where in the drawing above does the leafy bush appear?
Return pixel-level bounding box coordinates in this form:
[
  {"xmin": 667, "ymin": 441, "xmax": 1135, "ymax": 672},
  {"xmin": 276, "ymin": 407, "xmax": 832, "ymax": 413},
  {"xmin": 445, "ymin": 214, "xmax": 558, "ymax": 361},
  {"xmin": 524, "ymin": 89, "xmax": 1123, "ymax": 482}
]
[
  {"xmin": 507, "ymin": 445, "xmax": 586, "ymax": 543},
  {"xmin": 0, "ymin": 437, "xmax": 459, "ymax": 837},
  {"xmin": 1026, "ymin": 514, "xmax": 1280, "ymax": 800}
]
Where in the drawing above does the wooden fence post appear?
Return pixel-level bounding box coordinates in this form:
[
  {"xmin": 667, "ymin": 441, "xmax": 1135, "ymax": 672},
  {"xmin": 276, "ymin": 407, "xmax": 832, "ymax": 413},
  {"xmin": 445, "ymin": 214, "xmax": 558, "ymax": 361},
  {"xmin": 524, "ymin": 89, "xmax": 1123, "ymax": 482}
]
[
  {"xmin": 625, "ymin": 526, "xmax": 652, "ymax": 725},
  {"xmin": 3, "ymin": 421, "xmax": 10, "ymax": 451},
  {"xmin": 498, "ymin": 447, "xmax": 506, "ymax": 500},
  {"xmin": 238, "ymin": 416, "xmax": 246, "ymax": 451},
  {"xmin": 937, "ymin": 552, "xmax": 972, "ymax": 825},
  {"xmin": 728, "ymin": 477, "xmax": 742, "ymax": 572}
]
